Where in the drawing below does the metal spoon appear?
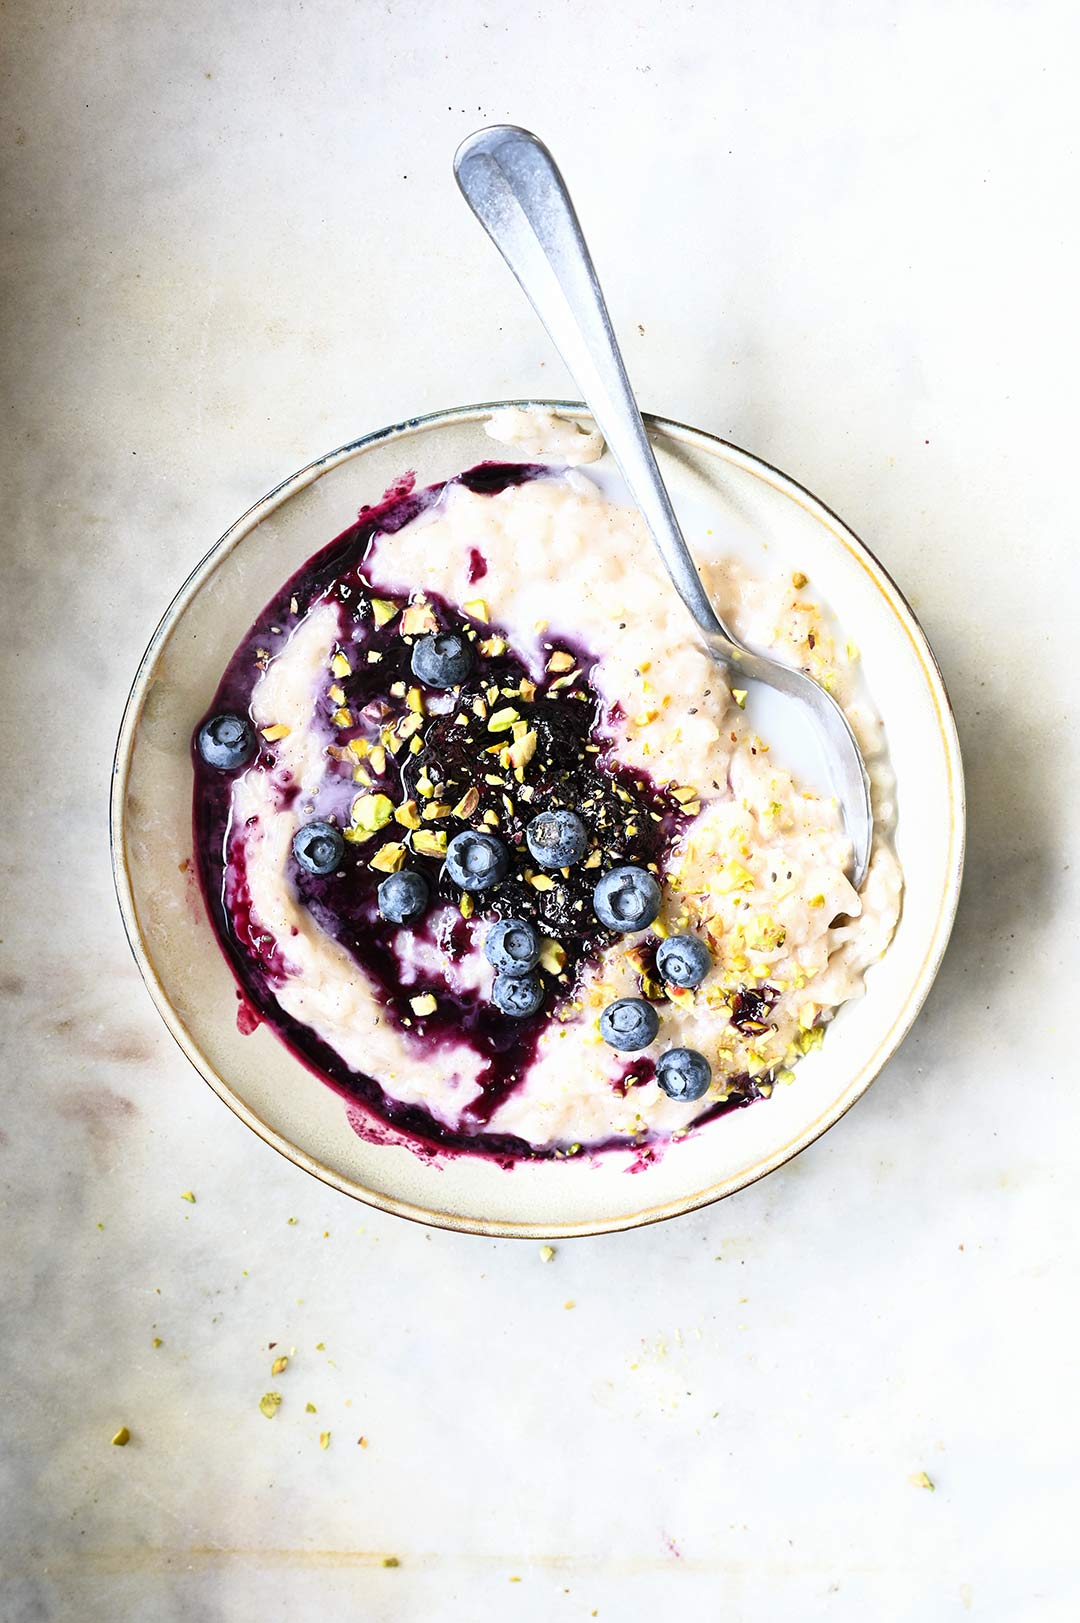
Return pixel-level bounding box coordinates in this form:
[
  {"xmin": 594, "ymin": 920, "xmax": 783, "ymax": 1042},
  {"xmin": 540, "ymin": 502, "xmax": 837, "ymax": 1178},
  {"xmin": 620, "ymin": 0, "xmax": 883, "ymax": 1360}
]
[{"xmin": 453, "ymin": 124, "xmax": 872, "ymax": 889}]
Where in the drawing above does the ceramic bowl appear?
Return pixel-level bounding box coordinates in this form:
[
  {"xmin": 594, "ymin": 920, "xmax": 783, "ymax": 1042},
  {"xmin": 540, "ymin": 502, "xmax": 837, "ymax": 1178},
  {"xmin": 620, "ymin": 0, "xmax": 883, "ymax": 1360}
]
[{"xmin": 111, "ymin": 402, "xmax": 964, "ymax": 1237}]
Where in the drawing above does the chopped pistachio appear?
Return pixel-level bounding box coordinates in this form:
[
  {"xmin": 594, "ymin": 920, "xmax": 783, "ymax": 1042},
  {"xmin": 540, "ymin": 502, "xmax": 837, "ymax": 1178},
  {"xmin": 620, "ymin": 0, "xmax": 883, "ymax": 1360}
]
[
  {"xmin": 370, "ymin": 842, "xmax": 407, "ymax": 874},
  {"xmin": 352, "ymin": 765, "xmax": 373, "ymax": 787},
  {"xmin": 487, "ymin": 706, "xmax": 520, "ymax": 733},
  {"xmin": 453, "ymin": 786, "xmax": 480, "ymax": 819},
  {"xmin": 408, "ymin": 735, "xmax": 423, "ymax": 755},
  {"xmin": 111, "ymin": 1426, "xmax": 131, "ymax": 1447},
  {"xmin": 180, "ymin": 1189, "xmax": 196, "ymax": 1204},
  {"xmin": 370, "ymin": 598, "xmax": 399, "ymax": 627},
  {"xmin": 412, "ymin": 829, "xmax": 448, "ymax": 858},
  {"xmin": 367, "ymin": 650, "xmax": 382, "ymax": 663},
  {"xmin": 351, "ymin": 793, "xmax": 394, "ymax": 833},
  {"xmin": 368, "ymin": 744, "xmax": 387, "ymax": 776},
  {"xmin": 909, "ymin": 1471, "xmax": 935, "ymax": 1491},
  {"xmin": 527, "ymin": 873, "xmax": 555, "ymax": 892},
  {"xmin": 670, "ymin": 785, "xmax": 699, "ymax": 804},
  {"xmin": 259, "ymin": 1392, "xmax": 283, "ymax": 1419},
  {"xmin": 271, "ymin": 1355, "xmax": 289, "ymax": 1376},
  {"xmin": 330, "ymin": 651, "xmax": 352, "ymax": 679},
  {"xmin": 152, "ymin": 1337, "xmax": 163, "ymax": 1348},
  {"xmin": 548, "ymin": 668, "xmax": 581, "ymax": 690},
  {"xmin": 546, "ymin": 650, "xmax": 575, "ymax": 672},
  {"xmin": 797, "ymin": 1024, "xmax": 825, "ymax": 1055},
  {"xmin": 401, "ymin": 602, "xmax": 438, "ymax": 636},
  {"xmin": 328, "ymin": 683, "xmax": 346, "ymax": 705},
  {"xmin": 382, "ymin": 1557, "xmax": 400, "ymax": 1568},
  {"xmin": 347, "ymin": 736, "xmax": 371, "ymax": 760},
  {"xmin": 463, "ymin": 598, "xmax": 489, "ymax": 622},
  {"xmin": 471, "ymin": 693, "xmax": 489, "ymax": 718},
  {"xmin": 792, "ymin": 571, "xmax": 808, "ymax": 590},
  {"xmin": 389, "ymin": 680, "xmax": 407, "ymax": 698},
  {"xmin": 583, "ymin": 850, "xmax": 602, "ymax": 869},
  {"xmin": 305, "ymin": 1402, "xmax": 317, "ymax": 1413},
  {"xmin": 394, "ymin": 799, "xmax": 422, "ymax": 830},
  {"xmin": 260, "ymin": 723, "xmax": 291, "ymax": 742},
  {"xmin": 481, "ymin": 809, "xmax": 499, "ymax": 827},
  {"xmin": 731, "ymin": 689, "xmax": 748, "ymax": 708},
  {"xmin": 410, "ymin": 993, "xmax": 437, "ymax": 1018},
  {"xmin": 405, "ymin": 686, "xmax": 424, "ymax": 714},
  {"xmin": 539, "ymin": 1244, "xmax": 556, "ymax": 1262},
  {"xmin": 319, "ymin": 1431, "xmax": 331, "ymax": 1450},
  {"xmin": 508, "ymin": 731, "xmax": 537, "ymax": 771},
  {"xmin": 331, "ymin": 707, "xmax": 353, "ymax": 729},
  {"xmin": 478, "ymin": 634, "xmax": 506, "ymax": 657},
  {"xmin": 538, "ymin": 938, "xmax": 567, "ymax": 975}
]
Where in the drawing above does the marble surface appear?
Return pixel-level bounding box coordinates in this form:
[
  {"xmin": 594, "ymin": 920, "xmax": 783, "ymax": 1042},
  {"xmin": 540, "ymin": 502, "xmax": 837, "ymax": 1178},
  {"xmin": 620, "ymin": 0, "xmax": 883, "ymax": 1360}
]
[{"xmin": 2, "ymin": 2, "xmax": 1078, "ymax": 1618}]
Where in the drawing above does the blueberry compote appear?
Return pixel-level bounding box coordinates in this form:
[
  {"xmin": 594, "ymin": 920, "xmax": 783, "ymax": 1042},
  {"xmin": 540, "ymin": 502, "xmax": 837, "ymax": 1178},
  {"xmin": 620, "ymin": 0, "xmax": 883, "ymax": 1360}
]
[{"xmin": 193, "ymin": 463, "xmax": 754, "ymax": 1161}]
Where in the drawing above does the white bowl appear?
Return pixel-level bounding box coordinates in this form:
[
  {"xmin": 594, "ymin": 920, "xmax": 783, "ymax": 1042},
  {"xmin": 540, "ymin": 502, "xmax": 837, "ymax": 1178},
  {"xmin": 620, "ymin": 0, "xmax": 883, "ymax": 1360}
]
[{"xmin": 111, "ymin": 403, "xmax": 964, "ymax": 1237}]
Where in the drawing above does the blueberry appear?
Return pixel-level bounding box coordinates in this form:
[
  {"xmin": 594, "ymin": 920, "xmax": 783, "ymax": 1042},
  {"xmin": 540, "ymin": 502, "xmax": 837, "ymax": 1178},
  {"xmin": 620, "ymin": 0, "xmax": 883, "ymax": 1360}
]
[
  {"xmin": 196, "ymin": 712, "xmax": 256, "ymax": 771},
  {"xmin": 656, "ymin": 934, "xmax": 712, "ymax": 988},
  {"xmin": 484, "ymin": 918, "xmax": 541, "ymax": 973},
  {"xmin": 491, "ymin": 970, "xmax": 545, "ymax": 1018},
  {"xmin": 444, "ymin": 830, "xmax": 510, "ymax": 892},
  {"xmin": 525, "ymin": 809, "xmax": 589, "ymax": 869},
  {"xmin": 410, "ymin": 631, "xmax": 473, "ymax": 689},
  {"xmin": 656, "ymin": 1047, "xmax": 712, "ymax": 1102},
  {"xmin": 599, "ymin": 997, "xmax": 660, "ymax": 1051},
  {"xmin": 377, "ymin": 868, "xmax": 430, "ymax": 925},
  {"xmin": 592, "ymin": 865, "xmax": 662, "ymax": 932},
  {"xmin": 292, "ymin": 821, "xmax": 345, "ymax": 876}
]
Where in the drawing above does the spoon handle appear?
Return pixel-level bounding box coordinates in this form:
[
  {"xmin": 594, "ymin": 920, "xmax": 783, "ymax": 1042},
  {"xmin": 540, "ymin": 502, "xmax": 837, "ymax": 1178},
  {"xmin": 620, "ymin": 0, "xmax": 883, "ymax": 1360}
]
[{"xmin": 454, "ymin": 125, "xmax": 733, "ymax": 653}]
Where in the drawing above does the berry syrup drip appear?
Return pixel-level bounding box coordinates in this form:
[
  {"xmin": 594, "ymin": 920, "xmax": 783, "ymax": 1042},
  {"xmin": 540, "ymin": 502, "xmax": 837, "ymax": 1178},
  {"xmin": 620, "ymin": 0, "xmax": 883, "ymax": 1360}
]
[{"xmin": 192, "ymin": 462, "xmax": 759, "ymax": 1159}]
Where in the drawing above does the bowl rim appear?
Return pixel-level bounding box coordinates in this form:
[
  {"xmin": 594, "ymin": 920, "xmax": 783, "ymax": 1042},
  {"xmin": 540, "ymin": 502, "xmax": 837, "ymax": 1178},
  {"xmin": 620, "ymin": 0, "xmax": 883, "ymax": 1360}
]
[{"xmin": 110, "ymin": 400, "xmax": 966, "ymax": 1238}]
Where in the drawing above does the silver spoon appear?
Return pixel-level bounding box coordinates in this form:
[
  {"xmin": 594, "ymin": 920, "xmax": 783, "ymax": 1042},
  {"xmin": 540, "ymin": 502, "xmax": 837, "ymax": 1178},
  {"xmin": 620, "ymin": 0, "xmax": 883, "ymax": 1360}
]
[{"xmin": 453, "ymin": 124, "xmax": 872, "ymax": 889}]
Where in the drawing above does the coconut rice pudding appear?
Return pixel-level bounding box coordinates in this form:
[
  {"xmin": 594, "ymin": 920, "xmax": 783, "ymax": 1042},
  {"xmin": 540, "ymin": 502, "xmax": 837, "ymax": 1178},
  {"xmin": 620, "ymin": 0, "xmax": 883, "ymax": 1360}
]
[{"xmin": 193, "ymin": 413, "xmax": 902, "ymax": 1162}]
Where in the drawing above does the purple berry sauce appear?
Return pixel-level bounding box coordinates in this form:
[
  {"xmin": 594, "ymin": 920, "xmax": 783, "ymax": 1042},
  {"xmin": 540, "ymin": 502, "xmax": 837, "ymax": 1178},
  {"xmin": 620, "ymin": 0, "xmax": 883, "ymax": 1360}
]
[{"xmin": 192, "ymin": 462, "xmax": 764, "ymax": 1162}]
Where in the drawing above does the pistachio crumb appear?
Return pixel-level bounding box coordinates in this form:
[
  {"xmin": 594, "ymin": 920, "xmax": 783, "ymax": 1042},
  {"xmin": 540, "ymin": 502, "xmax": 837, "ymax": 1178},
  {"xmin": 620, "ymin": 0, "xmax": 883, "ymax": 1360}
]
[
  {"xmin": 258, "ymin": 1392, "xmax": 283, "ymax": 1419},
  {"xmin": 111, "ymin": 1426, "xmax": 131, "ymax": 1447},
  {"xmin": 539, "ymin": 1244, "xmax": 556, "ymax": 1262},
  {"xmin": 180, "ymin": 1190, "xmax": 196, "ymax": 1204}
]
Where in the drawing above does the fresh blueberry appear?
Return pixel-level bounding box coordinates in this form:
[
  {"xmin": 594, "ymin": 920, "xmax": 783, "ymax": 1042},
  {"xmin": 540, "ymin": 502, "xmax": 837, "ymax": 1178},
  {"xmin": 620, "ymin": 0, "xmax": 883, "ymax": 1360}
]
[
  {"xmin": 599, "ymin": 997, "xmax": 660, "ymax": 1051},
  {"xmin": 410, "ymin": 631, "xmax": 473, "ymax": 689},
  {"xmin": 592, "ymin": 865, "xmax": 662, "ymax": 932},
  {"xmin": 491, "ymin": 970, "xmax": 545, "ymax": 1018},
  {"xmin": 292, "ymin": 821, "xmax": 345, "ymax": 876},
  {"xmin": 656, "ymin": 934, "xmax": 712, "ymax": 988},
  {"xmin": 484, "ymin": 918, "xmax": 541, "ymax": 973},
  {"xmin": 377, "ymin": 868, "xmax": 430, "ymax": 924},
  {"xmin": 196, "ymin": 712, "xmax": 256, "ymax": 771},
  {"xmin": 525, "ymin": 809, "xmax": 589, "ymax": 869},
  {"xmin": 444, "ymin": 830, "xmax": 510, "ymax": 892},
  {"xmin": 656, "ymin": 1047, "xmax": 712, "ymax": 1102}
]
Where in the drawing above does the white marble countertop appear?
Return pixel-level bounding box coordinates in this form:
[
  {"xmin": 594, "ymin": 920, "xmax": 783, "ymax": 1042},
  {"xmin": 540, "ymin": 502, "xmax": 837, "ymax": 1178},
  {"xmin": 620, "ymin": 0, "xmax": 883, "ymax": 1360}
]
[{"xmin": 3, "ymin": 2, "xmax": 1077, "ymax": 1618}]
